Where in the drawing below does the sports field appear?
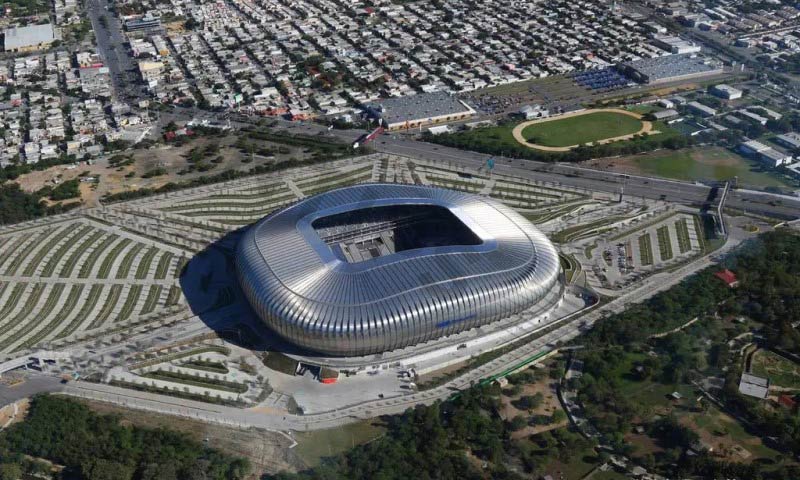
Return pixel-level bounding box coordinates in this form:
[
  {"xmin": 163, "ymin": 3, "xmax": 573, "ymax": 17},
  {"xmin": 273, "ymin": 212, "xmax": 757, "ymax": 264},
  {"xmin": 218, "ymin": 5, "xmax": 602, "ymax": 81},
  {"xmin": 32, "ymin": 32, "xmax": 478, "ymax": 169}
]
[
  {"xmin": 519, "ymin": 110, "xmax": 645, "ymax": 148},
  {"xmin": 625, "ymin": 148, "xmax": 795, "ymax": 188}
]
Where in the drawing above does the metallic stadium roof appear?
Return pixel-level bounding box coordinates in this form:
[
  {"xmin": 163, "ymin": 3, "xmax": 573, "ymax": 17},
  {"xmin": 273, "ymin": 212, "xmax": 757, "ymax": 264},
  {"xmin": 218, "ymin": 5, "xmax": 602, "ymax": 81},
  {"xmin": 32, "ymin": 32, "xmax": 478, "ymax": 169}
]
[{"xmin": 236, "ymin": 183, "xmax": 562, "ymax": 357}]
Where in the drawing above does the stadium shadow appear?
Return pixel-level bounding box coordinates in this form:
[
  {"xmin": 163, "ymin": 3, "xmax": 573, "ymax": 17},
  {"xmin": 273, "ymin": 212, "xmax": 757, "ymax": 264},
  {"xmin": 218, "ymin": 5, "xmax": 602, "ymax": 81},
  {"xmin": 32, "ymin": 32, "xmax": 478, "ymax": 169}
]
[{"xmin": 177, "ymin": 227, "xmax": 310, "ymax": 357}]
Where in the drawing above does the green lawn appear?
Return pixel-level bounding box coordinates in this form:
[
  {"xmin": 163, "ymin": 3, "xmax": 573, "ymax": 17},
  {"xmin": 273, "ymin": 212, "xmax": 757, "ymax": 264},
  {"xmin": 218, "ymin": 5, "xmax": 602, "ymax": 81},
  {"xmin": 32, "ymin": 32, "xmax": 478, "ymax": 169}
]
[
  {"xmin": 675, "ymin": 219, "xmax": 692, "ymax": 254},
  {"xmin": 628, "ymin": 147, "xmax": 796, "ymax": 188},
  {"xmin": 681, "ymin": 405, "xmax": 782, "ymax": 462},
  {"xmin": 522, "ymin": 112, "xmax": 644, "ymax": 147},
  {"xmin": 638, "ymin": 234, "xmax": 654, "ymax": 266},
  {"xmin": 751, "ymin": 349, "xmax": 800, "ymax": 389},
  {"xmin": 656, "ymin": 226, "xmax": 673, "ymax": 261},
  {"xmin": 532, "ymin": 448, "xmax": 598, "ymax": 479},
  {"xmin": 293, "ymin": 421, "xmax": 386, "ymax": 467}
]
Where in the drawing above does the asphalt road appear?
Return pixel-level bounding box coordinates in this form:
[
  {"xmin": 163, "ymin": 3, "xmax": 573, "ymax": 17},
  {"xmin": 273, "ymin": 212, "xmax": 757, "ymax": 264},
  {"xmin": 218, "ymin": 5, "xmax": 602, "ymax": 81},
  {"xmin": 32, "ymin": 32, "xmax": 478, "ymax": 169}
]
[
  {"xmin": 86, "ymin": 0, "xmax": 146, "ymax": 102},
  {"xmin": 0, "ymin": 375, "xmax": 63, "ymax": 406}
]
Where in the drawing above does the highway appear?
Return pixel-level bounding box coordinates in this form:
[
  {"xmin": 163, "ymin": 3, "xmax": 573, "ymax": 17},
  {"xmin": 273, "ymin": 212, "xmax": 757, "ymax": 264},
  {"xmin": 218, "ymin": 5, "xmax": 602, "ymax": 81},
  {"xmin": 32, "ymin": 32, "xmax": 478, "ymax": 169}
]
[
  {"xmin": 368, "ymin": 136, "xmax": 800, "ymax": 220},
  {"xmin": 205, "ymin": 110, "xmax": 800, "ymax": 220},
  {"xmin": 156, "ymin": 104, "xmax": 800, "ymax": 220}
]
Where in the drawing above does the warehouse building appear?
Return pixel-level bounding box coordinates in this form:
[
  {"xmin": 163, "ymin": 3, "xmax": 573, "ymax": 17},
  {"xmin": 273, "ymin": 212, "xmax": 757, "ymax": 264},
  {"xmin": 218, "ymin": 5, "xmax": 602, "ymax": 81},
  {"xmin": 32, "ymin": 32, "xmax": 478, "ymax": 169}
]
[
  {"xmin": 365, "ymin": 91, "xmax": 475, "ymax": 131},
  {"xmin": 775, "ymin": 132, "xmax": 800, "ymax": 150},
  {"xmin": 3, "ymin": 24, "xmax": 59, "ymax": 53},
  {"xmin": 652, "ymin": 109, "xmax": 679, "ymax": 120},
  {"xmin": 652, "ymin": 35, "xmax": 702, "ymax": 54},
  {"xmin": 687, "ymin": 101, "xmax": 717, "ymax": 117},
  {"xmin": 620, "ymin": 54, "xmax": 723, "ymax": 85},
  {"xmin": 710, "ymin": 84, "xmax": 743, "ymax": 100},
  {"xmin": 739, "ymin": 140, "xmax": 792, "ymax": 167}
]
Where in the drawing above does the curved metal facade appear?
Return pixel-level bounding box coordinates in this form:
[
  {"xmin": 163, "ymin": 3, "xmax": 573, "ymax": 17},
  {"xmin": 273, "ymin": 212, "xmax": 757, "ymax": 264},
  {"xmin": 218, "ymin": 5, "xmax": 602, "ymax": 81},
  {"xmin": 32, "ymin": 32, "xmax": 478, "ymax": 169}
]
[{"xmin": 236, "ymin": 184, "xmax": 562, "ymax": 356}]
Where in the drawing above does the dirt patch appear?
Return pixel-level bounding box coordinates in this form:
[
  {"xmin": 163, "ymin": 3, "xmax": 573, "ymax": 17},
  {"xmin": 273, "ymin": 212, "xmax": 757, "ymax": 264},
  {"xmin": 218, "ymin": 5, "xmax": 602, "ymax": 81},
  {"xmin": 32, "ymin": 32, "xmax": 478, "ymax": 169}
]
[
  {"xmin": 0, "ymin": 398, "xmax": 29, "ymax": 429},
  {"xmin": 648, "ymin": 83, "xmax": 700, "ymax": 97},
  {"xmin": 416, "ymin": 359, "xmax": 471, "ymax": 387},
  {"xmin": 679, "ymin": 411, "xmax": 770, "ymax": 464},
  {"xmin": 499, "ymin": 378, "xmax": 567, "ymax": 438},
  {"xmin": 625, "ymin": 431, "xmax": 664, "ymax": 457},
  {"xmin": 79, "ymin": 399, "xmax": 303, "ymax": 477},
  {"xmin": 9, "ymin": 133, "xmax": 311, "ymax": 207}
]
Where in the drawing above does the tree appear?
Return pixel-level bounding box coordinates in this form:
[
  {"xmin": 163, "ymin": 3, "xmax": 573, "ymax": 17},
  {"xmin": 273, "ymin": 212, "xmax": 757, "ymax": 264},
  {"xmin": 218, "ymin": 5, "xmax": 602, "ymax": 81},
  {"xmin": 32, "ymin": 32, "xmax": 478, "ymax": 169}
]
[
  {"xmin": 81, "ymin": 459, "xmax": 135, "ymax": 480},
  {"xmin": 0, "ymin": 463, "xmax": 22, "ymax": 480},
  {"xmin": 513, "ymin": 393, "xmax": 544, "ymax": 411},
  {"xmin": 0, "ymin": 396, "xmax": 250, "ymax": 480},
  {"xmin": 551, "ymin": 410, "xmax": 567, "ymax": 424},
  {"xmin": 508, "ymin": 415, "xmax": 528, "ymax": 431}
]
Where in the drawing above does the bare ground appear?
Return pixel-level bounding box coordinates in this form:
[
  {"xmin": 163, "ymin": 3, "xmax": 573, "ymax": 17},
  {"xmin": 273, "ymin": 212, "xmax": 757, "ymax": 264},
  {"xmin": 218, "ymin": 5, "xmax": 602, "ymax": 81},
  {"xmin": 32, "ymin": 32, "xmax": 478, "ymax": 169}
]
[
  {"xmin": 10, "ymin": 134, "xmax": 313, "ymax": 207},
  {"xmin": 499, "ymin": 376, "xmax": 568, "ymax": 438}
]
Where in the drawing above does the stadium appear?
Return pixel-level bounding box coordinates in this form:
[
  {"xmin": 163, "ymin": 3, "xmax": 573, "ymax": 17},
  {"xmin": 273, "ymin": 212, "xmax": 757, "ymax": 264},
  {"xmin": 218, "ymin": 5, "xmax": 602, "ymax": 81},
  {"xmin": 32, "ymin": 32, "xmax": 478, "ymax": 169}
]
[{"xmin": 236, "ymin": 184, "xmax": 564, "ymax": 357}]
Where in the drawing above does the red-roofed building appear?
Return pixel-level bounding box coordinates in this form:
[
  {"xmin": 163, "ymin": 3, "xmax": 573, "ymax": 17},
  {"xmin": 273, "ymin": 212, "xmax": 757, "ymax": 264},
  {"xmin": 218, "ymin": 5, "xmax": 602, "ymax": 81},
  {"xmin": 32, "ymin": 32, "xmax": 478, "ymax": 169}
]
[
  {"xmin": 778, "ymin": 394, "xmax": 797, "ymax": 411},
  {"xmin": 714, "ymin": 269, "xmax": 739, "ymax": 288}
]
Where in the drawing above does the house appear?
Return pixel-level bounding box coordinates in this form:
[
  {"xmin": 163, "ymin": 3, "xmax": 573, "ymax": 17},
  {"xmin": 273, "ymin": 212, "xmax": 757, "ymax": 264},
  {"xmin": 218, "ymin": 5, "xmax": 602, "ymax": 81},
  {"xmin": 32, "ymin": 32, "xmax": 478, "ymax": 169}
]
[
  {"xmin": 714, "ymin": 269, "xmax": 739, "ymax": 288},
  {"xmin": 778, "ymin": 394, "xmax": 797, "ymax": 411},
  {"xmin": 739, "ymin": 373, "xmax": 769, "ymax": 399},
  {"xmin": 494, "ymin": 377, "xmax": 509, "ymax": 388}
]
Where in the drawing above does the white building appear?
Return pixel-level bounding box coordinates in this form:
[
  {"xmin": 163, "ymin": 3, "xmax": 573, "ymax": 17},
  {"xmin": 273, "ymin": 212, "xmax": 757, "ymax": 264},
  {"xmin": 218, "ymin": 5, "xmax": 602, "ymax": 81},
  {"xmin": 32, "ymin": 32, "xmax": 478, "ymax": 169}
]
[
  {"xmin": 739, "ymin": 140, "xmax": 792, "ymax": 167},
  {"xmin": 711, "ymin": 84, "xmax": 743, "ymax": 100}
]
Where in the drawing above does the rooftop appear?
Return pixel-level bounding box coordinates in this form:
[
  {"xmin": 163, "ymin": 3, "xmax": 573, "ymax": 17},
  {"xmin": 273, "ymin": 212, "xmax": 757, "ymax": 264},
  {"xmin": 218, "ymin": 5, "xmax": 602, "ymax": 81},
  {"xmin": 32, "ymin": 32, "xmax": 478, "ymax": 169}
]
[
  {"xmin": 622, "ymin": 54, "xmax": 721, "ymax": 81},
  {"xmin": 3, "ymin": 24, "xmax": 58, "ymax": 51},
  {"xmin": 369, "ymin": 91, "xmax": 473, "ymax": 126},
  {"xmin": 714, "ymin": 268, "xmax": 739, "ymax": 286},
  {"xmin": 739, "ymin": 373, "xmax": 769, "ymax": 399},
  {"xmin": 312, "ymin": 204, "xmax": 482, "ymax": 264}
]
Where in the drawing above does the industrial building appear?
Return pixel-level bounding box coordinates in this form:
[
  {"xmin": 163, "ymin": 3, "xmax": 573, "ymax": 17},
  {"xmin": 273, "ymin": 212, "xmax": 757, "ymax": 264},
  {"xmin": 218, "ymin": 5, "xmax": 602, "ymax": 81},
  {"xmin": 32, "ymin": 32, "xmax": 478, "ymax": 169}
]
[
  {"xmin": 710, "ymin": 84, "xmax": 743, "ymax": 100},
  {"xmin": 652, "ymin": 109, "xmax": 679, "ymax": 120},
  {"xmin": 687, "ymin": 101, "xmax": 718, "ymax": 117},
  {"xmin": 775, "ymin": 132, "xmax": 800, "ymax": 151},
  {"xmin": 365, "ymin": 91, "xmax": 475, "ymax": 131},
  {"xmin": 519, "ymin": 104, "xmax": 549, "ymax": 120},
  {"xmin": 236, "ymin": 184, "xmax": 564, "ymax": 357},
  {"xmin": 651, "ymin": 35, "xmax": 702, "ymax": 54},
  {"xmin": 739, "ymin": 140, "xmax": 792, "ymax": 167},
  {"xmin": 3, "ymin": 24, "xmax": 59, "ymax": 53},
  {"xmin": 619, "ymin": 54, "xmax": 723, "ymax": 85}
]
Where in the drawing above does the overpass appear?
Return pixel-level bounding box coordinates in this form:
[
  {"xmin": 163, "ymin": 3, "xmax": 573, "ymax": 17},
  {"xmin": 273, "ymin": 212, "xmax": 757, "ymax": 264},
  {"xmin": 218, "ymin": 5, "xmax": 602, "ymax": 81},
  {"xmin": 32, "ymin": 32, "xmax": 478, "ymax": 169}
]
[
  {"xmin": 717, "ymin": 181, "xmax": 730, "ymax": 238},
  {"xmin": 0, "ymin": 351, "xmax": 71, "ymax": 377}
]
